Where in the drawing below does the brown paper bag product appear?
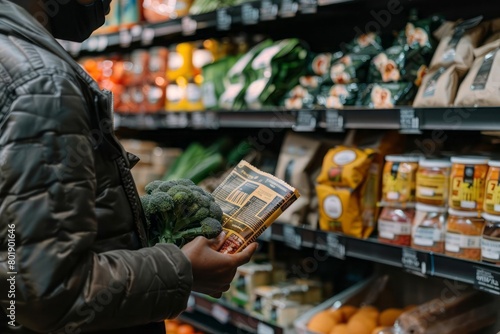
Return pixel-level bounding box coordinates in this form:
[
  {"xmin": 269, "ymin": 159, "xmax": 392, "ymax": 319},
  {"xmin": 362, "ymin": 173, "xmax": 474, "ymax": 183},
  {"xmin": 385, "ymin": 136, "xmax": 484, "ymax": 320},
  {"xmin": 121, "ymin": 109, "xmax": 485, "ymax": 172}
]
[
  {"xmin": 413, "ymin": 65, "xmax": 459, "ymax": 107},
  {"xmin": 316, "ymin": 146, "xmax": 375, "ymax": 190},
  {"xmin": 454, "ymin": 37, "xmax": 500, "ymax": 107},
  {"xmin": 275, "ymin": 132, "xmax": 322, "ymax": 226},
  {"xmin": 430, "ymin": 19, "xmax": 488, "ymax": 75},
  {"xmin": 316, "ymin": 184, "xmax": 363, "ymax": 237}
]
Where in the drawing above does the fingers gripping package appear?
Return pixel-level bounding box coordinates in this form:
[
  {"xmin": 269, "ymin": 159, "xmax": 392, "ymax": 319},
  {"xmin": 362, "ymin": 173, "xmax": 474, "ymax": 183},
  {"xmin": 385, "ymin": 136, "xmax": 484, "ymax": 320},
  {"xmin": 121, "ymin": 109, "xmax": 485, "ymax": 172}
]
[{"xmin": 212, "ymin": 160, "xmax": 300, "ymax": 254}]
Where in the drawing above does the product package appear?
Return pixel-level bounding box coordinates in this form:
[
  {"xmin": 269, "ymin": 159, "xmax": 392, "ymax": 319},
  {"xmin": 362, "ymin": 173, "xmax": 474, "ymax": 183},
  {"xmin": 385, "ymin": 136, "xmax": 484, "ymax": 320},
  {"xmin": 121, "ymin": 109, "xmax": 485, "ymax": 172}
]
[
  {"xmin": 454, "ymin": 35, "xmax": 500, "ymax": 107},
  {"xmin": 213, "ymin": 160, "xmax": 300, "ymax": 254},
  {"xmin": 358, "ymin": 83, "xmax": 416, "ymax": 108},
  {"xmin": 394, "ymin": 13, "xmax": 443, "ymax": 57},
  {"xmin": 142, "ymin": 0, "xmax": 192, "ymax": 22},
  {"xmin": 344, "ymin": 32, "xmax": 384, "ymax": 55},
  {"xmin": 282, "ymin": 76, "xmax": 322, "ymax": 110},
  {"xmin": 430, "ymin": 17, "xmax": 488, "ymax": 74},
  {"xmin": 201, "ymin": 56, "xmax": 239, "ymax": 109},
  {"xmin": 369, "ymin": 46, "xmax": 428, "ymax": 85},
  {"xmin": 328, "ymin": 54, "xmax": 372, "ymax": 85},
  {"xmin": 275, "ymin": 133, "xmax": 322, "ymax": 225},
  {"xmin": 315, "ymin": 84, "xmax": 359, "ymax": 109},
  {"xmin": 412, "ymin": 65, "xmax": 459, "ymax": 107}
]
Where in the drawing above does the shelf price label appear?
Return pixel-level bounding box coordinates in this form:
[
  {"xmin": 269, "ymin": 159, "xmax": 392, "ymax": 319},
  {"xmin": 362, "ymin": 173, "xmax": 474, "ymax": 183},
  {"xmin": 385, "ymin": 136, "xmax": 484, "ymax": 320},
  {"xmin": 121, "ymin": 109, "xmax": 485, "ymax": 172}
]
[
  {"xmin": 260, "ymin": 0, "xmax": 279, "ymax": 21},
  {"xmin": 211, "ymin": 304, "xmax": 230, "ymax": 324},
  {"xmin": 181, "ymin": 16, "xmax": 197, "ymax": 36},
  {"xmin": 325, "ymin": 109, "xmax": 344, "ymax": 132},
  {"xmin": 191, "ymin": 112, "xmax": 219, "ymax": 129},
  {"xmin": 401, "ymin": 248, "xmax": 428, "ymax": 277},
  {"xmin": 300, "ymin": 0, "xmax": 317, "ymax": 14},
  {"xmin": 216, "ymin": 7, "xmax": 232, "ymax": 31},
  {"xmin": 119, "ymin": 29, "xmax": 132, "ymax": 48},
  {"xmin": 283, "ymin": 225, "xmax": 302, "ymax": 250},
  {"xmin": 241, "ymin": 2, "xmax": 260, "ymax": 25},
  {"xmin": 400, "ymin": 108, "xmax": 421, "ymax": 134},
  {"xmin": 474, "ymin": 267, "xmax": 500, "ymax": 295},
  {"xmin": 165, "ymin": 113, "xmax": 189, "ymax": 128},
  {"xmin": 326, "ymin": 233, "xmax": 346, "ymax": 260},
  {"xmin": 293, "ymin": 110, "xmax": 318, "ymax": 132},
  {"xmin": 280, "ymin": 0, "xmax": 299, "ymax": 18},
  {"xmin": 141, "ymin": 27, "xmax": 155, "ymax": 46}
]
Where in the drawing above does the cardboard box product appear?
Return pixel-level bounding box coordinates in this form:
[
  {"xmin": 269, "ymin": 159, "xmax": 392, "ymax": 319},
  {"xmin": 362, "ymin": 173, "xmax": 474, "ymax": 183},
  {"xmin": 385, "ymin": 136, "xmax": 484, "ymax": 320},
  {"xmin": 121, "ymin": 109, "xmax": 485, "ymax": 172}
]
[{"xmin": 229, "ymin": 263, "xmax": 273, "ymax": 311}]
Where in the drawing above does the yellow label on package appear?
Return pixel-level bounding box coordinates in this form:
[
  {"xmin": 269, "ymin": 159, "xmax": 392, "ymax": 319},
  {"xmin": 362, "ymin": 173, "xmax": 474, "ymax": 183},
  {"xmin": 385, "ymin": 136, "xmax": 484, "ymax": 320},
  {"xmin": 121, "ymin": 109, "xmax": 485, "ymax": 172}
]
[{"xmin": 213, "ymin": 160, "xmax": 300, "ymax": 254}]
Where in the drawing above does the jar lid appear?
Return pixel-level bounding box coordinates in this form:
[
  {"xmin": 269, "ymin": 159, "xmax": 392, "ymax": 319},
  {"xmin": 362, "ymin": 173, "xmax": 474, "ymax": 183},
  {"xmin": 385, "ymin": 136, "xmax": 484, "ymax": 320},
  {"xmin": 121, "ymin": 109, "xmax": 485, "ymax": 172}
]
[
  {"xmin": 488, "ymin": 160, "xmax": 500, "ymax": 168},
  {"xmin": 450, "ymin": 156, "xmax": 489, "ymax": 165},
  {"xmin": 448, "ymin": 208, "xmax": 482, "ymax": 217},
  {"xmin": 481, "ymin": 212, "xmax": 500, "ymax": 222},
  {"xmin": 416, "ymin": 203, "xmax": 447, "ymax": 213},
  {"xmin": 418, "ymin": 159, "xmax": 452, "ymax": 168},
  {"xmin": 385, "ymin": 154, "xmax": 421, "ymax": 163}
]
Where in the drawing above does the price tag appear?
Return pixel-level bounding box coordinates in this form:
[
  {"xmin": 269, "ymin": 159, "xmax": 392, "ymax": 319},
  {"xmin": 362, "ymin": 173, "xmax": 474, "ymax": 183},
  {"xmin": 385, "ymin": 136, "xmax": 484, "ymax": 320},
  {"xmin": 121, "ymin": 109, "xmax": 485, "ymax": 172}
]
[
  {"xmin": 325, "ymin": 109, "xmax": 344, "ymax": 132},
  {"xmin": 141, "ymin": 27, "xmax": 155, "ymax": 46},
  {"xmin": 293, "ymin": 110, "xmax": 317, "ymax": 132},
  {"xmin": 260, "ymin": 0, "xmax": 278, "ymax": 21},
  {"xmin": 474, "ymin": 267, "xmax": 500, "ymax": 295},
  {"xmin": 257, "ymin": 322, "xmax": 275, "ymax": 334},
  {"xmin": 216, "ymin": 8, "xmax": 232, "ymax": 31},
  {"xmin": 283, "ymin": 225, "xmax": 302, "ymax": 250},
  {"xmin": 280, "ymin": 0, "xmax": 298, "ymax": 17},
  {"xmin": 400, "ymin": 108, "xmax": 421, "ymax": 134},
  {"xmin": 130, "ymin": 25, "xmax": 143, "ymax": 40},
  {"xmin": 191, "ymin": 112, "xmax": 219, "ymax": 129},
  {"xmin": 326, "ymin": 233, "xmax": 346, "ymax": 260},
  {"xmin": 401, "ymin": 248, "xmax": 428, "ymax": 276},
  {"xmin": 211, "ymin": 304, "xmax": 230, "ymax": 324},
  {"xmin": 119, "ymin": 29, "xmax": 132, "ymax": 48},
  {"xmin": 96, "ymin": 36, "xmax": 108, "ymax": 52},
  {"xmin": 300, "ymin": 0, "xmax": 317, "ymax": 14},
  {"xmin": 181, "ymin": 16, "xmax": 197, "ymax": 36},
  {"xmin": 241, "ymin": 3, "xmax": 259, "ymax": 25},
  {"xmin": 86, "ymin": 37, "xmax": 98, "ymax": 52},
  {"xmin": 258, "ymin": 227, "xmax": 272, "ymax": 242},
  {"xmin": 165, "ymin": 113, "xmax": 189, "ymax": 128}
]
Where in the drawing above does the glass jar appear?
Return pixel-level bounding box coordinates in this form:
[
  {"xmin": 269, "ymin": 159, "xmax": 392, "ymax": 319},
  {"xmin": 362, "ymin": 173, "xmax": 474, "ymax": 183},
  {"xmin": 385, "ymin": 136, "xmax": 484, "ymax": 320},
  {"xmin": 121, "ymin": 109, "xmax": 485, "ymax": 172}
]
[
  {"xmin": 449, "ymin": 156, "xmax": 489, "ymax": 211},
  {"xmin": 484, "ymin": 160, "xmax": 500, "ymax": 215},
  {"xmin": 382, "ymin": 155, "xmax": 420, "ymax": 203},
  {"xmin": 378, "ymin": 207, "xmax": 415, "ymax": 246},
  {"xmin": 412, "ymin": 203, "xmax": 447, "ymax": 253},
  {"xmin": 481, "ymin": 213, "xmax": 500, "ymax": 265},
  {"xmin": 416, "ymin": 159, "xmax": 451, "ymax": 206},
  {"xmin": 445, "ymin": 209, "xmax": 484, "ymax": 261}
]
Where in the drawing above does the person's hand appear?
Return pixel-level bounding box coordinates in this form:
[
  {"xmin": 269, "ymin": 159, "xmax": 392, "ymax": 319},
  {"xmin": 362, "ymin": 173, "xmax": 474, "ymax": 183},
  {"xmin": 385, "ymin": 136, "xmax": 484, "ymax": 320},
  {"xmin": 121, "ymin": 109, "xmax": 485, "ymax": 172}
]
[{"xmin": 181, "ymin": 233, "xmax": 257, "ymax": 298}]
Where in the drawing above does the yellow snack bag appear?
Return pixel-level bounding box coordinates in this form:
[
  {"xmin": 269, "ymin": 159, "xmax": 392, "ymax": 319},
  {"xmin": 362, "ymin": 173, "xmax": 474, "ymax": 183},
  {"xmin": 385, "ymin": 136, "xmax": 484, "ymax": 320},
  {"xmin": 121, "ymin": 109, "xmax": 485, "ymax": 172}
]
[
  {"xmin": 316, "ymin": 184, "xmax": 362, "ymax": 237},
  {"xmin": 316, "ymin": 146, "xmax": 375, "ymax": 189}
]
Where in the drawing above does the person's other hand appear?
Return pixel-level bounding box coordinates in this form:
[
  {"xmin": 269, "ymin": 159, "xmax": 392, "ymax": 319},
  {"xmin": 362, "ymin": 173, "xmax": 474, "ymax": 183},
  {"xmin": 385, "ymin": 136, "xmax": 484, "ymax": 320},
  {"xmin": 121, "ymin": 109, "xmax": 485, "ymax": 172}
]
[{"xmin": 181, "ymin": 233, "xmax": 257, "ymax": 298}]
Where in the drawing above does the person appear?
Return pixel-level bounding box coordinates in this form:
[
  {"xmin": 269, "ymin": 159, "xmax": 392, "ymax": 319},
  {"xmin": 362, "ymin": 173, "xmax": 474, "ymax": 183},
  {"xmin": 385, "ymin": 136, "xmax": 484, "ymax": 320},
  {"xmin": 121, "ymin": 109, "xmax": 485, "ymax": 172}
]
[{"xmin": 0, "ymin": 0, "xmax": 257, "ymax": 333}]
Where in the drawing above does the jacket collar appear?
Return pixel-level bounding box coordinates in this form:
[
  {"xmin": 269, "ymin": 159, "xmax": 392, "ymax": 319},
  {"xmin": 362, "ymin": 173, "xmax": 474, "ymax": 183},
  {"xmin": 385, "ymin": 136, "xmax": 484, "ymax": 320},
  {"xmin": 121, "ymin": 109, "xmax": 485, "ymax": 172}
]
[{"xmin": 0, "ymin": 0, "xmax": 101, "ymax": 94}]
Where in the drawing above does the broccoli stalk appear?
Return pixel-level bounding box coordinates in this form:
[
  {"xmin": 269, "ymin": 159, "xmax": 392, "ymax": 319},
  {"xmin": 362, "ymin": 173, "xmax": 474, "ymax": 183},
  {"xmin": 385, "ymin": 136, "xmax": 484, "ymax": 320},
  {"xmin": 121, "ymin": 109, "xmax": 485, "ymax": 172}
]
[{"xmin": 141, "ymin": 179, "xmax": 224, "ymax": 247}]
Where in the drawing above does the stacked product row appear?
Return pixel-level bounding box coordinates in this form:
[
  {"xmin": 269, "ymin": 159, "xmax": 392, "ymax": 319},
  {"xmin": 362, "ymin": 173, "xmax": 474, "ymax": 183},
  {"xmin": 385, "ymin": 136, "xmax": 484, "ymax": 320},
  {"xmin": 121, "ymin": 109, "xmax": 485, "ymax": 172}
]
[{"xmin": 378, "ymin": 155, "xmax": 500, "ymax": 264}]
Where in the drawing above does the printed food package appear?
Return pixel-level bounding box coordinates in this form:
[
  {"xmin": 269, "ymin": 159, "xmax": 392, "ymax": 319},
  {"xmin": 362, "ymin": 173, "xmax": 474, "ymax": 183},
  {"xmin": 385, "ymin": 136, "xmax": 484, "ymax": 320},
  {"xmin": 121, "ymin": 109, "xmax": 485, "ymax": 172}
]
[
  {"xmin": 369, "ymin": 46, "xmax": 428, "ymax": 85},
  {"xmin": 305, "ymin": 52, "xmax": 341, "ymax": 77},
  {"xmin": 454, "ymin": 35, "xmax": 500, "ymax": 107},
  {"xmin": 316, "ymin": 146, "xmax": 374, "ymax": 190},
  {"xmin": 394, "ymin": 13, "xmax": 443, "ymax": 57},
  {"xmin": 142, "ymin": 0, "xmax": 192, "ymax": 22},
  {"xmin": 201, "ymin": 56, "xmax": 239, "ymax": 109},
  {"xmin": 229, "ymin": 263, "xmax": 273, "ymax": 310},
  {"xmin": 328, "ymin": 54, "xmax": 371, "ymax": 85},
  {"xmin": 213, "ymin": 161, "xmax": 300, "ymax": 254},
  {"xmin": 219, "ymin": 39, "xmax": 274, "ymax": 110},
  {"xmin": 344, "ymin": 32, "xmax": 383, "ymax": 55},
  {"xmin": 449, "ymin": 156, "xmax": 489, "ymax": 211},
  {"xmin": 445, "ymin": 209, "xmax": 484, "ymax": 261},
  {"xmin": 416, "ymin": 159, "xmax": 451, "ymax": 206},
  {"xmin": 382, "ymin": 154, "xmax": 420, "ymax": 204},
  {"xmin": 411, "ymin": 204, "xmax": 447, "ymax": 253},
  {"xmin": 315, "ymin": 84, "xmax": 359, "ymax": 109},
  {"xmin": 316, "ymin": 184, "xmax": 362, "ymax": 237},
  {"xmin": 412, "ymin": 65, "xmax": 459, "ymax": 107},
  {"xmin": 244, "ymin": 39, "xmax": 308, "ymax": 109},
  {"xmin": 358, "ymin": 82, "xmax": 416, "ymax": 109},
  {"xmin": 484, "ymin": 160, "xmax": 500, "ymax": 214},
  {"xmin": 275, "ymin": 133, "xmax": 322, "ymax": 226},
  {"xmin": 481, "ymin": 213, "xmax": 500, "ymax": 265},
  {"xmin": 378, "ymin": 207, "xmax": 415, "ymax": 246},
  {"xmin": 430, "ymin": 17, "xmax": 488, "ymax": 74},
  {"xmin": 283, "ymin": 76, "xmax": 323, "ymax": 110}
]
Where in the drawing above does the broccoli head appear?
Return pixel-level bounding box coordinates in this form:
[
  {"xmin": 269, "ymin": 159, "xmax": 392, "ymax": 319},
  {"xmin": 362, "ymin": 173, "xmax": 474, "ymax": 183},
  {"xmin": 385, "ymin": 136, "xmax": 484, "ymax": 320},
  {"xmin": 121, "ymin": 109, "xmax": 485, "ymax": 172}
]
[{"xmin": 141, "ymin": 179, "xmax": 224, "ymax": 247}]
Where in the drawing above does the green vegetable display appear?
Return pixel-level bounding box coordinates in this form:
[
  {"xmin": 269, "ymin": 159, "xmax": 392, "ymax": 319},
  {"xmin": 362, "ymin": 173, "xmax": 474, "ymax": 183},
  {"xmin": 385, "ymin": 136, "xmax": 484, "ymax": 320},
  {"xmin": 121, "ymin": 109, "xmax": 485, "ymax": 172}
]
[{"xmin": 141, "ymin": 179, "xmax": 223, "ymax": 247}]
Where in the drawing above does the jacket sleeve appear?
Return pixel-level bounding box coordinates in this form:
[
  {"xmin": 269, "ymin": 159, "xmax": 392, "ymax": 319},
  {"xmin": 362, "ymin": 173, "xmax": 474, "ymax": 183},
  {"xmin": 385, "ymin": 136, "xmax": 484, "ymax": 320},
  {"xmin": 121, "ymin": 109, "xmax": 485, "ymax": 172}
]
[{"xmin": 0, "ymin": 70, "xmax": 193, "ymax": 333}]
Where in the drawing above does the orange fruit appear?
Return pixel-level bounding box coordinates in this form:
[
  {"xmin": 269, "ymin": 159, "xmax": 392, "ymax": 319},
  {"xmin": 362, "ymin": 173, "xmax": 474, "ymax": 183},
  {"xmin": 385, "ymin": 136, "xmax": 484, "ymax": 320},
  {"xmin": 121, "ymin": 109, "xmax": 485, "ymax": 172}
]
[
  {"xmin": 339, "ymin": 305, "xmax": 358, "ymax": 321},
  {"xmin": 177, "ymin": 324, "xmax": 195, "ymax": 334},
  {"xmin": 328, "ymin": 309, "xmax": 344, "ymax": 323},
  {"xmin": 372, "ymin": 326, "xmax": 389, "ymax": 334},
  {"xmin": 347, "ymin": 317, "xmax": 377, "ymax": 334},
  {"xmin": 329, "ymin": 324, "xmax": 349, "ymax": 334},
  {"xmin": 379, "ymin": 308, "xmax": 404, "ymax": 327},
  {"xmin": 307, "ymin": 310, "xmax": 338, "ymax": 333}
]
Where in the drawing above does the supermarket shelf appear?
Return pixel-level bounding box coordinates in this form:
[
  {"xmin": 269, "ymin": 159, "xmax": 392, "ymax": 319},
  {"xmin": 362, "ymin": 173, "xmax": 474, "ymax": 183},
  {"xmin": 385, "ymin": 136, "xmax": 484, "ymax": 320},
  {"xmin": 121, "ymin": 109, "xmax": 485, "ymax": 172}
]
[
  {"xmin": 188, "ymin": 293, "xmax": 287, "ymax": 334},
  {"xmin": 113, "ymin": 107, "xmax": 500, "ymax": 132},
  {"xmin": 263, "ymin": 222, "xmax": 500, "ymax": 295},
  {"xmin": 179, "ymin": 309, "xmax": 251, "ymax": 334}
]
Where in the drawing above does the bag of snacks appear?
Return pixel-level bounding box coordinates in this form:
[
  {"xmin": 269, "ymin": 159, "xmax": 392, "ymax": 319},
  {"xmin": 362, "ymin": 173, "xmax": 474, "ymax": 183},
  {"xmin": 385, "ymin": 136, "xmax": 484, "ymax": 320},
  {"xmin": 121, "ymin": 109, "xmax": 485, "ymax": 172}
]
[
  {"xmin": 283, "ymin": 76, "xmax": 323, "ymax": 110},
  {"xmin": 454, "ymin": 35, "xmax": 500, "ymax": 106},
  {"xmin": 316, "ymin": 84, "xmax": 359, "ymax": 109},
  {"xmin": 369, "ymin": 46, "xmax": 428, "ymax": 85},
  {"xmin": 394, "ymin": 12, "xmax": 443, "ymax": 57},
  {"xmin": 306, "ymin": 52, "xmax": 342, "ymax": 77},
  {"xmin": 344, "ymin": 32, "xmax": 383, "ymax": 55},
  {"xmin": 358, "ymin": 83, "xmax": 416, "ymax": 109},
  {"xmin": 328, "ymin": 54, "xmax": 371, "ymax": 85},
  {"xmin": 317, "ymin": 146, "xmax": 374, "ymax": 189},
  {"xmin": 412, "ymin": 66, "xmax": 459, "ymax": 107},
  {"xmin": 430, "ymin": 17, "xmax": 488, "ymax": 74},
  {"xmin": 317, "ymin": 184, "xmax": 363, "ymax": 237}
]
